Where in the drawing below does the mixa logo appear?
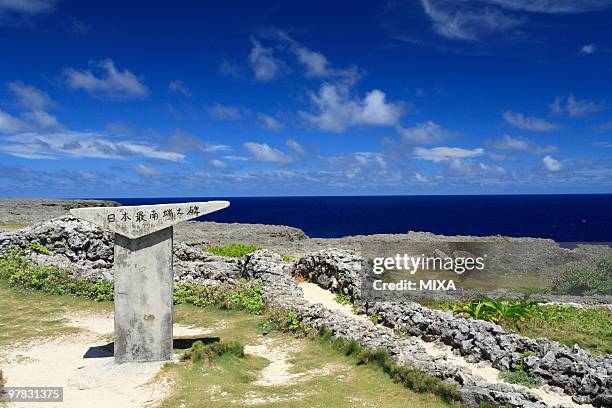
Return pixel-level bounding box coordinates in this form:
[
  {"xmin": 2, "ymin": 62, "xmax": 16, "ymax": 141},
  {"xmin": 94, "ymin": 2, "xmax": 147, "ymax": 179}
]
[{"xmin": 372, "ymin": 279, "xmax": 456, "ymax": 291}]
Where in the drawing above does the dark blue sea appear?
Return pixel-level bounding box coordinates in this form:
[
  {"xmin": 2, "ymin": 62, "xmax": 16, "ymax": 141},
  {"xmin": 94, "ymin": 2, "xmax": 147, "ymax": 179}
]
[{"xmin": 104, "ymin": 195, "xmax": 612, "ymax": 242}]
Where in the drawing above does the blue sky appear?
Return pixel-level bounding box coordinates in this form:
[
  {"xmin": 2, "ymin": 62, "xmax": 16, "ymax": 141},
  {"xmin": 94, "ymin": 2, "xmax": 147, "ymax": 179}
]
[{"xmin": 1, "ymin": 0, "xmax": 611, "ymax": 197}]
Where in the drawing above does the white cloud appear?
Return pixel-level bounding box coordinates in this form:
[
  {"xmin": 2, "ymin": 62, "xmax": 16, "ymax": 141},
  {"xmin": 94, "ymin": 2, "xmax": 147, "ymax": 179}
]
[
  {"xmin": 543, "ymin": 155, "xmax": 563, "ymax": 171},
  {"xmin": 209, "ymin": 159, "xmax": 228, "ymax": 169},
  {"xmin": 257, "ymin": 113, "xmax": 283, "ymax": 131},
  {"xmin": 22, "ymin": 110, "xmax": 60, "ymax": 129},
  {"xmin": 420, "ymin": 0, "xmax": 523, "ymax": 41},
  {"xmin": 286, "ymin": 139, "xmax": 305, "ymax": 154},
  {"xmin": 294, "ymin": 46, "xmax": 329, "ymax": 77},
  {"xmin": 218, "ymin": 59, "xmax": 243, "ymax": 78},
  {"xmin": 133, "ymin": 163, "xmax": 160, "ymax": 177},
  {"xmin": 503, "ymin": 111, "xmax": 559, "ymax": 131},
  {"xmin": 223, "ymin": 155, "xmax": 249, "ymax": 161},
  {"xmin": 168, "ymin": 80, "xmax": 191, "ymax": 97},
  {"xmin": 249, "ymin": 37, "xmax": 281, "ymax": 81},
  {"xmin": 301, "ymin": 84, "xmax": 404, "ymax": 132},
  {"xmin": 207, "ymin": 104, "xmax": 246, "ymax": 121},
  {"xmin": 0, "ymin": 0, "xmax": 54, "ymax": 19},
  {"xmin": 0, "ymin": 109, "xmax": 27, "ymax": 133},
  {"xmin": 64, "ymin": 59, "xmax": 149, "ymax": 99},
  {"xmin": 7, "ymin": 81, "xmax": 54, "ymax": 110},
  {"xmin": 164, "ymin": 130, "xmax": 230, "ymax": 154},
  {"xmin": 550, "ymin": 94, "xmax": 605, "ymax": 117},
  {"xmin": 414, "ymin": 146, "xmax": 484, "ymax": 162},
  {"xmin": 1, "ymin": 131, "xmax": 185, "ymax": 161},
  {"xmin": 484, "ymin": 0, "xmax": 612, "ymax": 14},
  {"xmin": 397, "ymin": 121, "xmax": 450, "ymax": 144},
  {"xmin": 494, "ymin": 135, "xmax": 557, "ymax": 154},
  {"xmin": 243, "ymin": 142, "xmax": 292, "ymax": 163},
  {"xmin": 415, "ymin": 172, "xmax": 429, "ymax": 182},
  {"xmin": 580, "ymin": 43, "xmax": 596, "ymax": 54}
]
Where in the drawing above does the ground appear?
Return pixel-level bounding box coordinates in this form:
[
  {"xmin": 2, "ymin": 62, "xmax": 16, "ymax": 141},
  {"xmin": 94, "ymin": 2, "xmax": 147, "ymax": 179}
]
[{"xmin": 0, "ymin": 282, "xmax": 450, "ymax": 408}]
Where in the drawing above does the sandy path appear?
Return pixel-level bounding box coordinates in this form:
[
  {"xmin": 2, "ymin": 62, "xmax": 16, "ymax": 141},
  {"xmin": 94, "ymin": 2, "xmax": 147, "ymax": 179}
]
[
  {"xmin": 0, "ymin": 312, "xmax": 215, "ymax": 408},
  {"xmin": 297, "ymin": 282, "xmax": 590, "ymax": 408}
]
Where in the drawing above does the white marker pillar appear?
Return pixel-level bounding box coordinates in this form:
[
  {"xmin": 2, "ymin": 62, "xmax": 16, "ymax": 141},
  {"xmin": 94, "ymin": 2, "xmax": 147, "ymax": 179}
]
[{"xmin": 70, "ymin": 201, "xmax": 229, "ymax": 363}]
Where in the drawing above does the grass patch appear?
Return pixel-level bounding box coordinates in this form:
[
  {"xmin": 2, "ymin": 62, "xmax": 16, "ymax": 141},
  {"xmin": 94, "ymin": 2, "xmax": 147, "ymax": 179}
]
[
  {"xmin": 429, "ymin": 299, "xmax": 612, "ymax": 355},
  {"xmin": 498, "ymin": 353, "xmax": 542, "ymax": 388},
  {"xmin": 205, "ymin": 243, "xmax": 259, "ymax": 258},
  {"xmin": 0, "ymin": 223, "xmax": 27, "ymax": 231},
  {"xmin": 182, "ymin": 340, "xmax": 245, "ymax": 363},
  {"xmin": 27, "ymin": 242, "xmax": 50, "ymax": 255}
]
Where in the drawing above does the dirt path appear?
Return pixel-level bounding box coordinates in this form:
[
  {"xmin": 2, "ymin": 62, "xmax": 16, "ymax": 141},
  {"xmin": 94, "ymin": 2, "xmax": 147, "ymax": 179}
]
[
  {"xmin": 0, "ymin": 312, "xmax": 213, "ymax": 408},
  {"xmin": 297, "ymin": 282, "xmax": 590, "ymax": 408}
]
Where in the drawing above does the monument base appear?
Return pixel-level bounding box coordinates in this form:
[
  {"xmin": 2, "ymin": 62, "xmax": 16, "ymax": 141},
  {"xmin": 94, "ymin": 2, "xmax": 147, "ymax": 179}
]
[{"xmin": 113, "ymin": 227, "xmax": 174, "ymax": 363}]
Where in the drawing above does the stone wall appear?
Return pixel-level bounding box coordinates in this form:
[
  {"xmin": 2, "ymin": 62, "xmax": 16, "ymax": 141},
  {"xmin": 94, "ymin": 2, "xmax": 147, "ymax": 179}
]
[{"xmin": 1, "ymin": 217, "xmax": 611, "ymax": 406}]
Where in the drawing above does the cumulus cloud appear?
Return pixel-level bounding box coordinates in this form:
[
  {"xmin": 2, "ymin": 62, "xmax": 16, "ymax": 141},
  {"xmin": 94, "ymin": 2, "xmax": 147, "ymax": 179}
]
[
  {"xmin": 22, "ymin": 110, "xmax": 60, "ymax": 129},
  {"xmin": 397, "ymin": 121, "xmax": 451, "ymax": 144},
  {"xmin": 218, "ymin": 59, "xmax": 244, "ymax": 78},
  {"xmin": 301, "ymin": 84, "xmax": 404, "ymax": 132},
  {"xmin": 502, "ymin": 111, "xmax": 559, "ymax": 131},
  {"xmin": 550, "ymin": 94, "xmax": 606, "ymax": 117},
  {"xmin": 7, "ymin": 81, "xmax": 55, "ymax": 110},
  {"xmin": 206, "ymin": 104, "xmax": 246, "ymax": 121},
  {"xmin": 168, "ymin": 80, "xmax": 191, "ymax": 97},
  {"xmin": 1, "ymin": 131, "xmax": 185, "ymax": 161},
  {"xmin": 580, "ymin": 43, "xmax": 596, "ymax": 54},
  {"xmin": 286, "ymin": 139, "xmax": 305, "ymax": 154},
  {"xmin": 64, "ymin": 59, "xmax": 149, "ymax": 99},
  {"xmin": 249, "ymin": 37, "xmax": 282, "ymax": 81},
  {"xmin": 133, "ymin": 163, "xmax": 160, "ymax": 177},
  {"xmin": 164, "ymin": 130, "xmax": 230, "ymax": 155},
  {"xmin": 209, "ymin": 159, "xmax": 228, "ymax": 169},
  {"xmin": 0, "ymin": 0, "xmax": 54, "ymax": 24},
  {"xmin": 543, "ymin": 155, "xmax": 563, "ymax": 171},
  {"xmin": 0, "ymin": 109, "xmax": 27, "ymax": 133},
  {"xmin": 493, "ymin": 135, "xmax": 557, "ymax": 154},
  {"xmin": 414, "ymin": 146, "xmax": 484, "ymax": 162},
  {"xmin": 415, "ymin": 172, "xmax": 429, "ymax": 182},
  {"xmin": 243, "ymin": 142, "xmax": 293, "ymax": 163},
  {"xmin": 257, "ymin": 113, "xmax": 283, "ymax": 131},
  {"xmin": 319, "ymin": 152, "xmax": 388, "ymax": 179}
]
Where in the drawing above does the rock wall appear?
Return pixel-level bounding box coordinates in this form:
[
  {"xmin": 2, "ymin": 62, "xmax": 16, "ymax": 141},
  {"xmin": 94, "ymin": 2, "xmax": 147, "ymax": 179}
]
[{"xmin": 1, "ymin": 217, "xmax": 611, "ymax": 406}]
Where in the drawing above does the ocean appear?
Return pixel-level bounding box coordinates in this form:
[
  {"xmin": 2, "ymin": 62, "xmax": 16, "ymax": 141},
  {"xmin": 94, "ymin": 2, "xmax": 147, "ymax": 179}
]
[{"xmin": 107, "ymin": 195, "xmax": 612, "ymax": 243}]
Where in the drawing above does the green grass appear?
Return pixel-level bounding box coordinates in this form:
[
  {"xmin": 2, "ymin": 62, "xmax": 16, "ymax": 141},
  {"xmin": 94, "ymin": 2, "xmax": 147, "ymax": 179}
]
[
  {"xmin": 427, "ymin": 300, "xmax": 612, "ymax": 355},
  {"xmin": 335, "ymin": 293, "xmax": 352, "ymax": 305},
  {"xmin": 550, "ymin": 257, "xmax": 612, "ymax": 296},
  {"xmin": 27, "ymin": 242, "xmax": 50, "ymax": 255},
  {"xmin": 205, "ymin": 243, "xmax": 259, "ymax": 258},
  {"xmin": 0, "ymin": 281, "xmax": 453, "ymax": 408},
  {"xmin": 499, "ymin": 370, "xmax": 543, "ymax": 388}
]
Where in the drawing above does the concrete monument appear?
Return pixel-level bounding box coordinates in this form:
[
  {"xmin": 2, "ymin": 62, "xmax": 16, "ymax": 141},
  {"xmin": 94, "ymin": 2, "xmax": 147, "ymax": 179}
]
[{"xmin": 70, "ymin": 201, "xmax": 230, "ymax": 363}]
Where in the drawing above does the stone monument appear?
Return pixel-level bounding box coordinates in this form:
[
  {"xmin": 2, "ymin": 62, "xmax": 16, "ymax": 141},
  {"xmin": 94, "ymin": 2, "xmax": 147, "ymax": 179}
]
[{"xmin": 70, "ymin": 201, "xmax": 230, "ymax": 363}]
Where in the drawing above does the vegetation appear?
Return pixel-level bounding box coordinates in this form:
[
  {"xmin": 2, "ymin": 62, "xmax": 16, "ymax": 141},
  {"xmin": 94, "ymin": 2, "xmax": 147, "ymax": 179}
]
[
  {"xmin": 27, "ymin": 242, "xmax": 50, "ymax": 255},
  {"xmin": 281, "ymin": 255, "xmax": 293, "ymax": 262},
  {"xmin": 0, "ymin": 249, "xmax": 114, "ymax": 301},
  {"xmin": 182, "ymin": 340, "xmax": 245, "ymax": 363},
  {"xmin": 429, "ymin": 297, "xmax": 612, "ymax": 355},
  {"xmin": 205, "ymin": 243, "xmax": 259, "ymax": 258},
  {"xmin": 551, "ymin": 257, "xmax": 612, "ymax": 296},
  {"xmin": 1, "ymin": 250, "xmax": 264, "ymax": 313},
  {"xmin": 335, "ymin": 293, "xmax": 352, "ymax": 305},
  {"xmin": 263, "ymin": 307, "xmax": 311, "ymax": 337},
  {"xmin": 498, "ymin": 353, "xmax": 542, "ymax": 388},
  {"xmin": 0, "ymin": 368, "xmax": 5, "ymax": 389},
  {"xmin": 369, "ymin": 314, "xmax": 379, "ymax": 325},
  {"xmin": 451, "ymin": 296, "xmax": 539, "ymax": 323}
]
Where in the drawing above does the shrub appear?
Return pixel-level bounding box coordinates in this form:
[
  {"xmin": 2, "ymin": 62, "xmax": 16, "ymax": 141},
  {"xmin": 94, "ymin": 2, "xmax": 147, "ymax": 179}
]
[
  {"xmin": 368, "ymin": 314, "xmax": 379, "ymax": 325},
  {"xmin": 551, "ymin": 258, "xmax": 612, "ymax": 296},
  {"xmin": 228, "ymin": 284, "xmax": 263, "ymax": 314},
  {"xmin": 174, "ymin": 283, "xmax": 230, "ymax": 307},
  {"xmin": 452, "ymin": 296, "xmax": 539, "ymax": 323},
  {"xmin": 205, "ymin": 243, "xmax": 259, "ymax": 258},
  {"xmin": 281, "ymin": 255, "xmax": 293, "ymax": 262},
  {"xmin": 182, "ymin": 340, "xmax": 244, "ymax": 363},
  {"xmin": 27, "ymin": 242, "xmax": 50, "ymax": 255},
  {"xmin": 335, "ymin": 293, "xmax": 352, "ymax": 305},
  {"xmin": 262, "ymin": 307, "xmax": 310, "ymax": 337},
  {"xmin": 0, "ymin": 250, "xmax": 114, "ymax": 301}
]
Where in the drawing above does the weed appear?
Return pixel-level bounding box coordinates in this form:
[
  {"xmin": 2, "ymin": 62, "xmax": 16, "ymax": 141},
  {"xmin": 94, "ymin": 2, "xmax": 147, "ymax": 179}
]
[
  {"xmin": 182, "ymin": 340, "xmax": 244, "ymax": 363},
  {"xmin": 335, "ymin": 293, "xmax": 352, "ymax": 305},
  {"xmin": 205, "ymin": 244, "xmax": 259, "ymax": 258},
  {"xmin": 262, "ymin": 307, "xmax": 311, "ymax": 337},
  {"xmin": 281, "ymin": 255, "xmax": 293, "ymax": 262},
  {"xmin": 498, "ymin": 353, "xmax": 543, "ymax": 388},
  {"xmin": 368, "ymin": 314, "xmax": 379, "ymax": 325},
  {"xmin": 27, "ymin": 242, "xmax": 50, "ymax": 255},
  {"xmin": 452, "ymin": 296, "xmax": 539, "ymax": 323}
]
